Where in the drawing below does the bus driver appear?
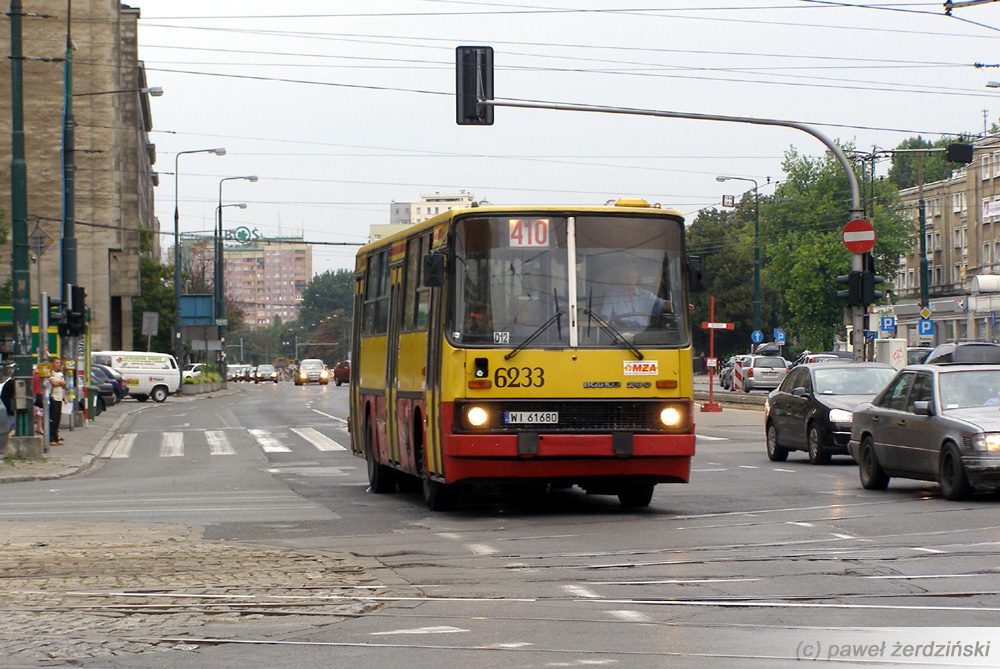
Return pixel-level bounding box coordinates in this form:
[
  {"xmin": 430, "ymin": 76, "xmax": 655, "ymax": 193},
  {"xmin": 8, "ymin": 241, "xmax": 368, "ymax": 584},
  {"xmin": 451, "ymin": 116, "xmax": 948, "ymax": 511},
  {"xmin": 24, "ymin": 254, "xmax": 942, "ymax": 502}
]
[{"xmin": 600, "ymin": 263, "xmax": 672, "ymax": 328}]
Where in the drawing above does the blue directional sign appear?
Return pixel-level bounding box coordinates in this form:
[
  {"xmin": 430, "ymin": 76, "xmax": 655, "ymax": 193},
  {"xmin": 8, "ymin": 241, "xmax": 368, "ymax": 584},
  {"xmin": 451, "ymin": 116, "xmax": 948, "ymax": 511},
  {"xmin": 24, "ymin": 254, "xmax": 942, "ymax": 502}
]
[
  {"xmin": 773, "ymin": 328, "xmax": 786, "ymax": 345},
  {"xmin": 881, "ymin": 316, "xmax": 896, "ymax": 332},
  {"xmin": 751, "ymin": 330, "xmax": 764, "ymax": 344},
  {"xmin": 918, "ymin": 319, "xmax": 934, "ymax": 336}
]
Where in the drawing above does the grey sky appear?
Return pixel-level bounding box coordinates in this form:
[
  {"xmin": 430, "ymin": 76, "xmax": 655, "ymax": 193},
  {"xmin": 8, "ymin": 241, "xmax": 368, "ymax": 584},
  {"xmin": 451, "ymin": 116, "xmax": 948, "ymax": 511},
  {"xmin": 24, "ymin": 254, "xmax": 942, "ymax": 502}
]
[{"xmin": 135, "ymin": 0, "xmax": 1000, "ymax": 275}]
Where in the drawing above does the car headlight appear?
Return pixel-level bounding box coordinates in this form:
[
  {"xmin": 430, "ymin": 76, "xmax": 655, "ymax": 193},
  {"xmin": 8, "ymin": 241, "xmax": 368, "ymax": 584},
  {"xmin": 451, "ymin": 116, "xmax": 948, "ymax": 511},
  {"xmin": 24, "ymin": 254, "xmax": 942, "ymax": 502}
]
[
  {"xmin": 466, "ymin": 406, "xmax": 489, "ymax": 428},
  {"xmin": 299, "ymin": 371, "xmax": 307, "ymax": 379},
  {"xmin": 973, "ymin": 433, "xmax": 1000, "ymax": 452},
  {"xmin": 321, "ymin": 370, "xmax": 329, "ymax": 378},
  {"xmin": 829, "ymin": 408, "xmax": 853, "ymax": 424}
]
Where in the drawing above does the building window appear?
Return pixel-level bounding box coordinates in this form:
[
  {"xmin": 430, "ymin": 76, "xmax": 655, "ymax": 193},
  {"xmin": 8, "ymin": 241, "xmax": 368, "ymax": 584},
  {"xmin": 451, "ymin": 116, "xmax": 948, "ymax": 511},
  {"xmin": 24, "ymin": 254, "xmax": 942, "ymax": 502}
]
[
  {"xmin": 907, "ymin": 269, "xmax": 915, "ymax": 288},
  {"xmin": 983, "ymin": 155, "xmax": 991, "ymax": 181},
  {"xmin": 934, "ymin": 266, "xmax": 942, "ymax": 285},
  {"xmin": 984, "ymin": 243, "xmax": 992, "ymax": 265},
  {"xmin": 954, "ymin": 264, "xmax": 962, "ymax": 283}
]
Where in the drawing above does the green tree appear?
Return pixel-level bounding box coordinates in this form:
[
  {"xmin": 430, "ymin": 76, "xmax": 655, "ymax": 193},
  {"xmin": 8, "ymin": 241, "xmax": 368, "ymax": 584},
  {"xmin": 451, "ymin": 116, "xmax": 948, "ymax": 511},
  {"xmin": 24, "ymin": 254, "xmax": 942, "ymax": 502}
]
[
  {"xmin": 761, "ymin": 146, "xmax": 913, "ymax": 351},
  {"xmin": 131, "ymin": 257, "xmax": 175, "ymax": 353},
  {"xmin": 298, "ymin": 268, "xmax": 354, "ymax": 328}
]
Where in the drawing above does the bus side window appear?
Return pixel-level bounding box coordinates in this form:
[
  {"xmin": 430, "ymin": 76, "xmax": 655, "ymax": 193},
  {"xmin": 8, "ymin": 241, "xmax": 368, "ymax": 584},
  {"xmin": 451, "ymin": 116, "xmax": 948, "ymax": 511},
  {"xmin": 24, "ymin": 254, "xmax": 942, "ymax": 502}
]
[
  {"xmin": 415, "ymin": 234, "xmax": 432, "ymax": 331},
  {"xmin": 403, "ymin": 237, "xmax": 419, "ymax": 332}
]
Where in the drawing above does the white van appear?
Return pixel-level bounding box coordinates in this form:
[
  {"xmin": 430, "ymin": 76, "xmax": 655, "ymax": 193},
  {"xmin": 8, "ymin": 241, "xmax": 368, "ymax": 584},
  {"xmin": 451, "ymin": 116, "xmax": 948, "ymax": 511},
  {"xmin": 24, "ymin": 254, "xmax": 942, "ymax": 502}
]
[{"xmin": 92, "ymin": 351, "xmax": 181, "ymax": 403}]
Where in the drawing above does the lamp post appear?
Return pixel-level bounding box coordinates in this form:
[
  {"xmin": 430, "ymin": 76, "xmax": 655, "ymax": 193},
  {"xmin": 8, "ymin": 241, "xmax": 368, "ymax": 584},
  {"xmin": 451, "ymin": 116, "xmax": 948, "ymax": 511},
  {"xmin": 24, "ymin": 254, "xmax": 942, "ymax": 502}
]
[
  {"xmin": 717, "ymin": 175, "xmax": 761, "ymax": 335},
  {"xmin": 173, "ymin": 147, "xmax": 226, "ymax": 364},
  {"xmin": 217, "ymin": 175, "xmax": 258, "ymax": 384}
]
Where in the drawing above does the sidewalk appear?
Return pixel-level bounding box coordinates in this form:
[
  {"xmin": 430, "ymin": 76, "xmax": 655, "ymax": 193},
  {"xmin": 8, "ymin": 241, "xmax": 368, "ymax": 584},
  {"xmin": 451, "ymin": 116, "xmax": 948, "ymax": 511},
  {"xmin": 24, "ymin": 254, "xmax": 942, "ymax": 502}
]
[{"xmin": 0, "ymin": 389, "xmax": 238, "ymax": 484}]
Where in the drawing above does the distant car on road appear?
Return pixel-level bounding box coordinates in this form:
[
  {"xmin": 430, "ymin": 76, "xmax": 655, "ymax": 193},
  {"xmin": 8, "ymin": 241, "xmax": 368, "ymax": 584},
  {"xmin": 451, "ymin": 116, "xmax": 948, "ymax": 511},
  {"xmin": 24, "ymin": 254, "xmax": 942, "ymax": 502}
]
[
  {"xmin": 850, "ymin": 363, "xmax": 1000, "ymax": 500},
  {"xmin": 739, "ymin": 355, "xmax": 788, "ymax": 392},
  {"xmin": 295, "ymin": 359, "xmax": 329, "ymax": 386},
  {"xmin": 765, "ymin": 362, "xmax": 896, "ymax": 464},
  {"xmin": 255, "ymin": 364, "xmax": 279, "ymax": 384},
  {"xmin": 333, "ymin": 360, "xmax": 350, "ymax": 386},
  {"xmin": 922, "ymin": 341, "xmax": 1000, "ymax": 365}
]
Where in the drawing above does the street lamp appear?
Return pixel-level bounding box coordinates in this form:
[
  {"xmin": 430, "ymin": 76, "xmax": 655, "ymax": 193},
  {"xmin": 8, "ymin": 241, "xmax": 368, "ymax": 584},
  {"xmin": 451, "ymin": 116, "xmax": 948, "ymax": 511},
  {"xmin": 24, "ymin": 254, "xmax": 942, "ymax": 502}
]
[
  {"xmin": 73, "ymin": 86, "xmax": 164, "ymax": 97},
  {"xmin": 717, "ymin": 175, "xmax": 761, "ymax": 335},
  {"xmin": 217, "ymin": 176, "xmax": 258, "ymax": 383},
  {"xmin": 174, "ymin": 147, "xmax": 226, "ymax": 364}
]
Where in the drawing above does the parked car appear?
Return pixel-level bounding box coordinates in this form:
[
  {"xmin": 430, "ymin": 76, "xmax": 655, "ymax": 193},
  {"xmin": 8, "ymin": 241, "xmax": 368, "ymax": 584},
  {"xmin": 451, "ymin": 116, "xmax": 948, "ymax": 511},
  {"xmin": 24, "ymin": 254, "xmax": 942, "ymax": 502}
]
[
  {"xmin": 333, "ymin": 360, "xmax": 350, "ymax": 386},
  {"xmin": 718, "ymin": 356, "xmax": 743, "ymax": 390},
  {"xmin": 923, "ymin": 341, "xmax": 1000, "ymax": 365},
  {"xmin": 92, "ymin": 363, "xmax": 128, "ymax": 401},
  {"xmin": 739, "ymin": 354, "xmax": 788, "ymax": 392},
  {"xmin": 183, "ymin": 363, "xmax": 207, "ymax": 380},
  {"xmin": 765, "ymin": 362, "xmax": 896, "ymax": 464},
  {"xmin": 90, "ymin": 365, "xmax": 122, "ymax": 405},
  {"xmin": 906, "ymin": 347, "xmax": 933, "ymax": 365},
  {"xmin": 255, "ymin": 364, "xmax": 279, "ymax": 383},
  {"xmin": 850, "ymin": 363, "xmax": 1000, "ymax": 500},
  {"xmin": 92, "ymin": 351, "xmax": 181, "ymax": 403},
  {"xmin": 295, "ymin": 359, "xmax": 329, "ymax": 385},
  {"xmin": 793, "ymin": 351, "xmax": 852, "ymax": 367}
]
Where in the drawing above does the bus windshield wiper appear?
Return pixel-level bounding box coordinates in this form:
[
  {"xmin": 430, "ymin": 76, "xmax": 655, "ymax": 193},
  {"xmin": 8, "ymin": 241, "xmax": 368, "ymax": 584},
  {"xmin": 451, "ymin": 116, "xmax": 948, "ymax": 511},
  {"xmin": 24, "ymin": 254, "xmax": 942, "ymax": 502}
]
[
  {"xmin": 581, "ymin": 308, "xmax": 644, "ymax": 360},
  {"xmin": 504, "ymin": 311, "xmax": 565, "ymax": 361}
]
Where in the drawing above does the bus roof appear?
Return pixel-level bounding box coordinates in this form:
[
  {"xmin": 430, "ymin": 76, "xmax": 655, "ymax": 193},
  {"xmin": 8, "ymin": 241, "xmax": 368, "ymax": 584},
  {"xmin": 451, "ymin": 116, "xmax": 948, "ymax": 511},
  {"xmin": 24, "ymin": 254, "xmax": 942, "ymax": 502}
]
[{"xmin": 357, "ymin": 199, "xmax": 685, "ymax": 258}]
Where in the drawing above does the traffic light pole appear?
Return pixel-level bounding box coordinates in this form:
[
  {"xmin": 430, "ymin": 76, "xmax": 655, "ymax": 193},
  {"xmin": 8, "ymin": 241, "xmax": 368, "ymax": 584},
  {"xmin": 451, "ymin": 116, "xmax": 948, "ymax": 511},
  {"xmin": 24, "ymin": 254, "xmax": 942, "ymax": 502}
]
[{"xmin": 470, "ymin": 93, "xmax": 866, "ymax": 359}]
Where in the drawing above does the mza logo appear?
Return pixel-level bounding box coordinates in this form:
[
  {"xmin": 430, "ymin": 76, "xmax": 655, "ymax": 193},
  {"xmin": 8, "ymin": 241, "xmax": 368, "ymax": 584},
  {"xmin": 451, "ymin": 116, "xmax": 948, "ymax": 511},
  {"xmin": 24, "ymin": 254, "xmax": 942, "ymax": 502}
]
[{"xmin": 623, "ymin": 360, "xmax": 658, "ymax": 376}]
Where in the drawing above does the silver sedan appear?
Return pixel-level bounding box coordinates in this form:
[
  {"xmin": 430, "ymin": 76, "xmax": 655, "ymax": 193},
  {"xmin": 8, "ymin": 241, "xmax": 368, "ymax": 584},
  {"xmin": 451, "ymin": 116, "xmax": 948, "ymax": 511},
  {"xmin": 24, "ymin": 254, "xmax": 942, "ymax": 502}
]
[{"xmin": 849, "ymin": 364, "xmax": 1000, "ymax": 500}]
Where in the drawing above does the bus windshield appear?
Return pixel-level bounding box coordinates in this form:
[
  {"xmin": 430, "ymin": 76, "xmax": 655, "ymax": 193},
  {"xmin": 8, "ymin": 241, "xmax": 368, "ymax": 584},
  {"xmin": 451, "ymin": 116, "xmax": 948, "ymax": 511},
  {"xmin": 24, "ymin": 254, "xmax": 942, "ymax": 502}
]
[{"xmin": 450, "ymin": 214, "xmax": 689, "ymax": 348}]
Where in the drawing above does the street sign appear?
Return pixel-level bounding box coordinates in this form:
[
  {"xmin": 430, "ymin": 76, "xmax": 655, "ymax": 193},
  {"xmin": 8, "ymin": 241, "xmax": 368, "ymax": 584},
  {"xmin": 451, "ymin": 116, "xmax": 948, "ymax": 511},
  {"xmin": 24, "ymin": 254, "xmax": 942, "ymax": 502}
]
[
  {"xmin": 701, "ymin": 322, "xmax": 735, "ymax": 330},
  {"xmin": 773, "ymin": 328, "xmax": 785, "ymax": 345},
  {"xmin": 141, "ymin": 312, "xmax": 159, "ymax": 337},
  {"xmin": 29, "ymin": 226, "xmax": 54, "ymax": 257},
  {"xmin": 880, "ymin": 316, "xmax": 896, "ymax": 332},
  {"xmin": 751, "ymin": 330, "xmax": 764, "ymax": 344},
  {"xmin": 706, "ymin": 357, "xmax": 717, "ymax": 368},
  {"xmin": 919, "ymin": 307, "xmax": 931, "ymax": 319},
  {"xmin": 842, "ymin": 219, "xmax": 876, "ymax": 254},
  {"xmin": 918, "ymin": 319, "xmax": 934, "ymax": 336},
  {"xmin": 722, "ymin": 194, "xmax": 735, "ymax": 207}
]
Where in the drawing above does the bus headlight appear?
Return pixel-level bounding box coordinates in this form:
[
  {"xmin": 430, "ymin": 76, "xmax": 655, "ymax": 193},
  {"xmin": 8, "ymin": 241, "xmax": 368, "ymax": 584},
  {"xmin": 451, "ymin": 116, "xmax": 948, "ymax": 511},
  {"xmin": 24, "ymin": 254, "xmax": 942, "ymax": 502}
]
[
  {"xmin": 659, "ymin": 406, "xmax": 683, "ymax": 428},
  {"xmin": 466, "ymin": 406, "xmax": 489, "ymax": 428}
]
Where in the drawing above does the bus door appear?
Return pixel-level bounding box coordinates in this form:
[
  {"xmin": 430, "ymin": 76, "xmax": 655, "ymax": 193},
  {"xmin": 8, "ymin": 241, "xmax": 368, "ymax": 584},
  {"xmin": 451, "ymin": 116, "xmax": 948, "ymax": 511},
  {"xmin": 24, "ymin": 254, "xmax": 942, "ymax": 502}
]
[{"xmin": 384, "ymin": 261, "xmax": 405, "ymax": 468}]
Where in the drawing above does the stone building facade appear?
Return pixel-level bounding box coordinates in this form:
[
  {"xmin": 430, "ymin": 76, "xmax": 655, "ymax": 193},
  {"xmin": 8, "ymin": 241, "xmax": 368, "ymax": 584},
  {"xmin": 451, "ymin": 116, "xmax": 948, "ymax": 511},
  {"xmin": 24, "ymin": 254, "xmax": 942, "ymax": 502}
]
[{"xmin": 0, "ymin": 1, "xmax": 158, "ymax": 351}]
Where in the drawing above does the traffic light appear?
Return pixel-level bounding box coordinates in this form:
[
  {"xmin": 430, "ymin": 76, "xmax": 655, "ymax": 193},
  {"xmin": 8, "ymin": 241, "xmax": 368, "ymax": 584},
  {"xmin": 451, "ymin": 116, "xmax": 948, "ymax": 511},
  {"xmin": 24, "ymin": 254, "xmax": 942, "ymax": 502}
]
[
  {"xmin": 67, "ymin": 284, "xmax": 87, "ymax": 336},
  {"xmin": 47, "ymin": 295, "xmax": 69, "ymax": 337},
  {"xmin": 946, "ymin": 143, "xmax": 974, "ymax": 164},
  {"xmin": 456, "ymin": 46, "xmax": 494, "ymax": 125},
  {"xmin": 862, "ymin": 271, "xmax": 884, "ymax": 305},
  {"xmin": 836, "ymin": 271, "xmax": 863, "ymax": 307}
]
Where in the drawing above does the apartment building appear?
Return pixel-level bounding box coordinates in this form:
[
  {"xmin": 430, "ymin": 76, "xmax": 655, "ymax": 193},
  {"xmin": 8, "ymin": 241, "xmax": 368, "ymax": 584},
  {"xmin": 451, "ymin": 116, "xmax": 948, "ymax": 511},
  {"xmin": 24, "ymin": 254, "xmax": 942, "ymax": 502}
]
[
  {"xmin": 224, "ymin": 237, "xmax": 312, "ymax": 328},
  {"xmin": 894, "ymin": 136, "xmax": 1000, "ymax": 344},
  {"xmin": 0, "ymin": 2, "xmax": 158, "ymax": 351}
]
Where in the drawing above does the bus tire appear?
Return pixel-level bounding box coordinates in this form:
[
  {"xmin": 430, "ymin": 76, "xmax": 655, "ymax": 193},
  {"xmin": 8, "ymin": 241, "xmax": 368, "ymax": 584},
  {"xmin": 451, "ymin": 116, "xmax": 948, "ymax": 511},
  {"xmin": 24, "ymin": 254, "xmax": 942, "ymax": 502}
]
[
  {"xmin": 366, "ymin": 415, "xmax": 396, "ymax": 494},
  {"xmin": 618, "ymin": 482, "xmax": 655, "ymax": 508},
  {"xmin": 423, "ymin": 477, "xmax": 456, "ymax": 511}
]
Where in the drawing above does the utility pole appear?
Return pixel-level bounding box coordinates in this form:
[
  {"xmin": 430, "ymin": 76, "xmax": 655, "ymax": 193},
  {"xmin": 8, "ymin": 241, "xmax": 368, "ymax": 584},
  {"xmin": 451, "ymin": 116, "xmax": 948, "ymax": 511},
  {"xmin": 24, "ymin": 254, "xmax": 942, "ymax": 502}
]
[{"xmin": 8, "ymin": 0, "xmax": 36, "ymax": 445}]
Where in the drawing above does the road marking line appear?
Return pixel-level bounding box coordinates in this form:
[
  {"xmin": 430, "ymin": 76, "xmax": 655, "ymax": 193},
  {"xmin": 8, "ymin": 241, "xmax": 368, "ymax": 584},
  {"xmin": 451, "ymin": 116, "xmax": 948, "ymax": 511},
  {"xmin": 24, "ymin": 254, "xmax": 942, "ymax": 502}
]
[
  {"xmin": 206, "ymin": 431, "xmax": 235, "ymax": 456},
  {"xmin": 739, "ymin": 465, "xmax": 758, "ymax": 469},
  {"xmin": 608, "ymin": 610, "xmax": 653, "ymax": 623},
  {"xmin": 773, "ymin": 468, "xmax": 795, "ymax": 473},
  {"xmin": 563, "ymin": 585, "xmax": 600, "ymax": 598},
  {"xmin": 436, "ymin": 533, "xmax": 461, "ymax": 540},
  {"xmin": 291, "ymin": 427, "xmax": 346, "ymax": 451},
  {"xmin": 788, "ymin": 522, "xmax": 814, "ymax": 527},
  {"xmin": 371, "ymin": 626, "xmax": 468, "ymax": 636},
  {"xmin": 831, "ymin": 533, "xmax": 855, "ymax": 540},
  {"xmin": 160, "ymin": 432, "xmax": 183, "ymax": 458},
  {"xmin": 310, "ymin": 409, "xmax": 348, "ymax": 424},
  {"xmin": 108, "ymin": 433, "xmax": 136, "ymax": 459},
  {"xmin": 248, "ymin": 428, "xmax": 291, "ymax": 453},
  {"xmin": 466, "ymin": 543, "xmax": 499, "ymax": 556},
  {"xmin": 696, "ymin": 435, "xmax": 727, "ymax": 441},
  {"xmin": 911, "ymin": 547, "xmax": 945, "ymax": 554},
  {"xmin": 691, "ymin": 468, "xmax": 726, "ymax": 472}
]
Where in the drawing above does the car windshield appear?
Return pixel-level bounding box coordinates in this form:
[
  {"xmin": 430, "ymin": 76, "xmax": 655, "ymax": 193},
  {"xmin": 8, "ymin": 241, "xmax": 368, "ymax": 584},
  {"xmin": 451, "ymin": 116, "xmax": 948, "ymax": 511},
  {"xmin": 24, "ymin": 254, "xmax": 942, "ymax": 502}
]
[
  {"xmin": 301, "ymin": 361, "xmax": 324, "ymax": 370},
  {"xmin": 938, "ymin": 370, "xmax": 1000, "ymax": 409},
  {"xmin": 258, "ymin": 365, "xmax": 275, "ymax": 373},
  {"xmin": 813, "ymin": 367, "xmax": 896, "ymax": 395}
]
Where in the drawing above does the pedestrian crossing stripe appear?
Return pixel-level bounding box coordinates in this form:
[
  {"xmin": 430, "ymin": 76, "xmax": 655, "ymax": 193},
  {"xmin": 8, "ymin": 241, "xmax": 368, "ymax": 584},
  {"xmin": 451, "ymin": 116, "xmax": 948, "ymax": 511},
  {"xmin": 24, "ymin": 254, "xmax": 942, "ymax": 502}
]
[{"xmin": 101, "ymin": 427, "xmax": 347, "ymax": 458}]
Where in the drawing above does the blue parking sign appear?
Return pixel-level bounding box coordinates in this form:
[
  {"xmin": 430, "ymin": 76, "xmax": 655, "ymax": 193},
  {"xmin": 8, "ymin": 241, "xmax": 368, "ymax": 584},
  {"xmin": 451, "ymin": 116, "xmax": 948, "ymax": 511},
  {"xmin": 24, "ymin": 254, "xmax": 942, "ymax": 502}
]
[
  {"xmin": 881, "ymin": 316, "xmax": 896, "ymax": 332},
  {"xmin": 773, "ymin": 328, "xmax": 785, "ymax": 345},
  {"xmin": 918, "ymin": 319, "xmax": 934, "ymax": 336}
]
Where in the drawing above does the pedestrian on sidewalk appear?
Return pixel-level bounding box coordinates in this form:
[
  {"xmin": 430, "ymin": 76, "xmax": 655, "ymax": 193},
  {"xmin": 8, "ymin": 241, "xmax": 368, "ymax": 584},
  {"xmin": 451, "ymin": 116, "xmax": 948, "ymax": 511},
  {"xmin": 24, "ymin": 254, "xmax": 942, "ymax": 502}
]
[
  {"xmin": 33, "ymin": 366, "xmax": 44, "ymax": 436},
  {"xmin": 1, "ymin": 363, "xmax": 14, "ymax": 437},
  {"xmin": 48, "ymin": 359, "xmax": 67, "ymax": 446}
]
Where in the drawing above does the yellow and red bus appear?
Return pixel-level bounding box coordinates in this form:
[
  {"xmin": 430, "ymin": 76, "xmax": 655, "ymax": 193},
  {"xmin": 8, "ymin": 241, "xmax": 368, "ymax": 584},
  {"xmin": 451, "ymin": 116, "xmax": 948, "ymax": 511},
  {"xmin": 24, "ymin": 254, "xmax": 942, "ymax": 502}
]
[{"xmin": 350, "ymin": 199, "xmax": 702, "ymax": 510}]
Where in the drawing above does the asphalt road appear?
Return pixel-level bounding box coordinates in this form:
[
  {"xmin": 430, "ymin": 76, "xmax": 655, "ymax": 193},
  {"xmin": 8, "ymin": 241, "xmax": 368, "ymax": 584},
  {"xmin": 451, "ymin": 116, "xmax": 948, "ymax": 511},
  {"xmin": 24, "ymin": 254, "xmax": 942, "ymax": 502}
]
[{"xmin": 2, "ymin": 383, "xmax": 1000, "ymax": 668}]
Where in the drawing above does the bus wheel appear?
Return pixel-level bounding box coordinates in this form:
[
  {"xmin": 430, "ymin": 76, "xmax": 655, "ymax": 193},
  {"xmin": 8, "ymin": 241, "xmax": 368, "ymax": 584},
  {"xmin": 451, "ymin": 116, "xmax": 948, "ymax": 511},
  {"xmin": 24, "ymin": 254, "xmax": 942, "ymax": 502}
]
[
  {"xmin": 618, "ymin": 482, "xmax": 655, "ymax": 508},
  {"xmin": 366, "ymin": 417, "xmax": 396, "ymax": 494},
  {"xmin": 422, "ymin": 476, "xmax": 456, "ymax": 511}
]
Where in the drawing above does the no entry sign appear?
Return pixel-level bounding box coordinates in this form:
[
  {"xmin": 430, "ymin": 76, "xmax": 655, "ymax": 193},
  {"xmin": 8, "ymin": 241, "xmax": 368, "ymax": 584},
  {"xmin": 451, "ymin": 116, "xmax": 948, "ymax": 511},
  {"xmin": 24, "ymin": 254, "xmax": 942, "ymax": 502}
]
[{"xmin": 842, "ymin": 219, "xmax": 875, "ymax": 254}]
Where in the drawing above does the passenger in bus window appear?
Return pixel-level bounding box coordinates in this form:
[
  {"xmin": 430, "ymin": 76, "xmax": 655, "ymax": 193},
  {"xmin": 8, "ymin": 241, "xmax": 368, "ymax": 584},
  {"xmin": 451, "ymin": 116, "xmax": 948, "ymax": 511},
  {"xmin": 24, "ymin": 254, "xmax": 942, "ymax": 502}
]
[{"xmin": 600, "ymin": 263, "xmax": 672, "ymax": 327}]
